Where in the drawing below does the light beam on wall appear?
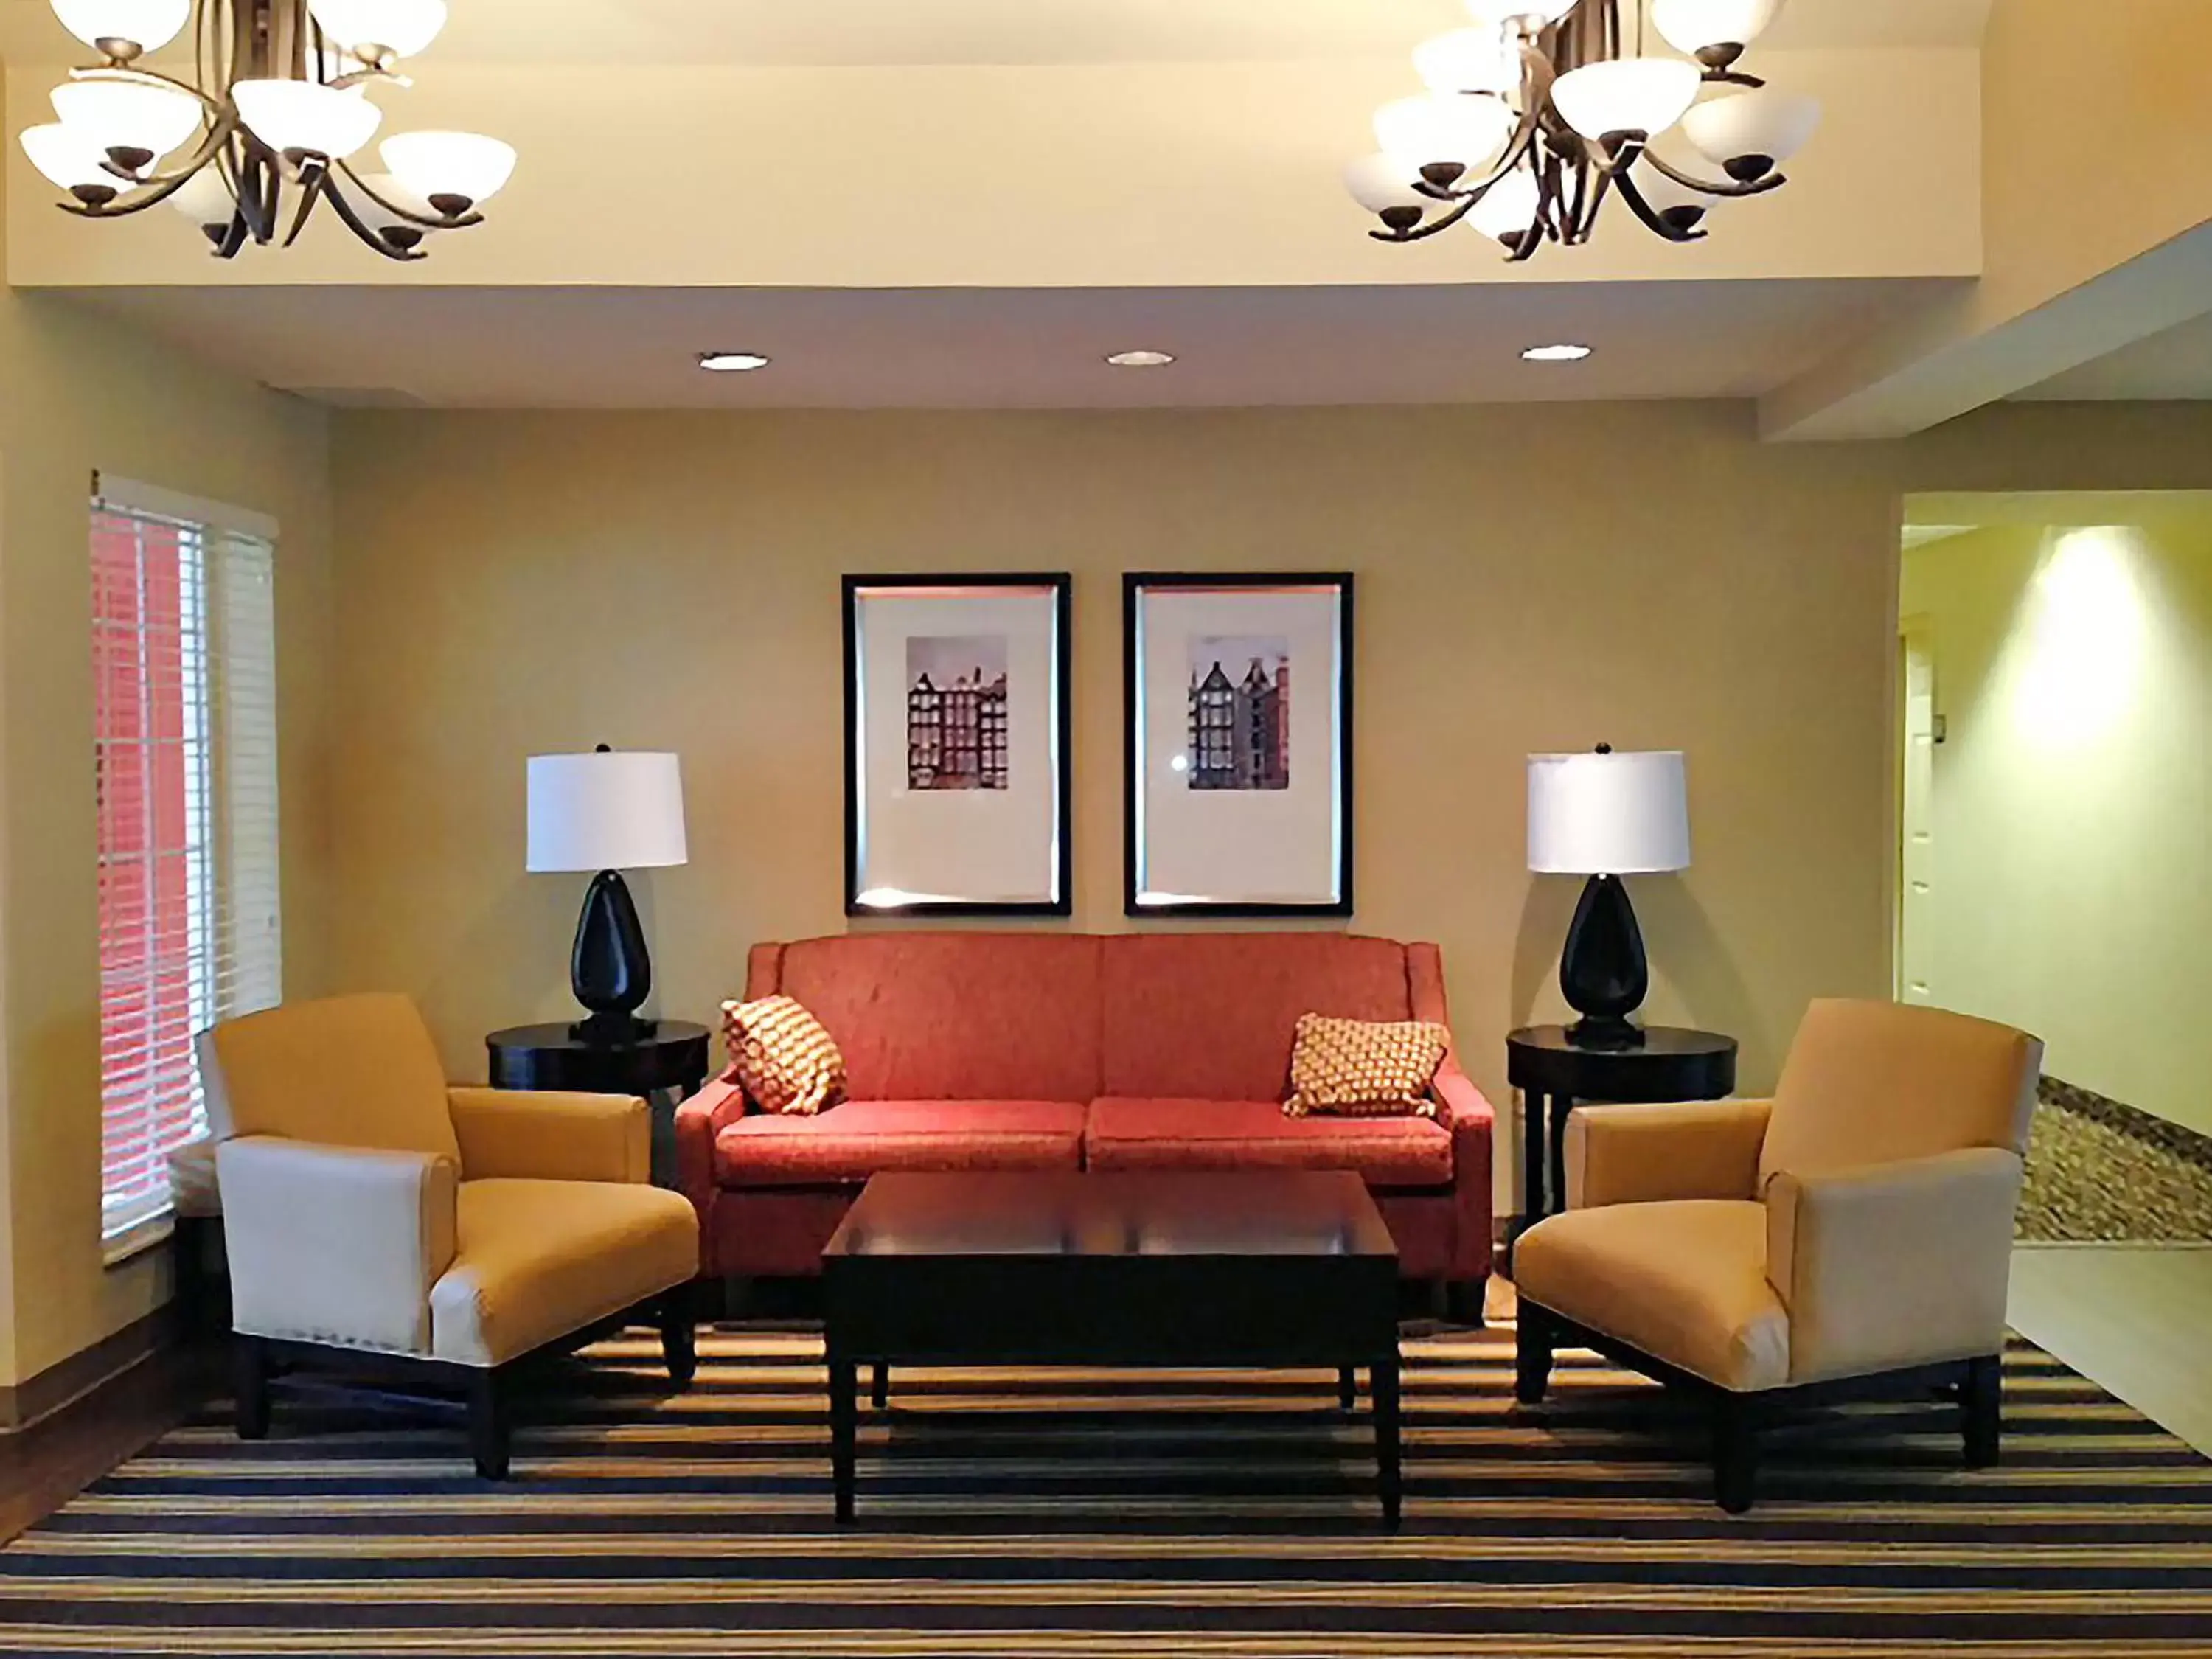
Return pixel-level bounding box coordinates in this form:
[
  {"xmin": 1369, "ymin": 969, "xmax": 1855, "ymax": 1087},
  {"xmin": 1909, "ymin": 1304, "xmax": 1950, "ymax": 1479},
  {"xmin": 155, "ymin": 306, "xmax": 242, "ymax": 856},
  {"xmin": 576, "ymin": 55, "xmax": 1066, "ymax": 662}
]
[{"xmin": 2011, "ymin": 527, "xmax": 2150, "ymax": 745}]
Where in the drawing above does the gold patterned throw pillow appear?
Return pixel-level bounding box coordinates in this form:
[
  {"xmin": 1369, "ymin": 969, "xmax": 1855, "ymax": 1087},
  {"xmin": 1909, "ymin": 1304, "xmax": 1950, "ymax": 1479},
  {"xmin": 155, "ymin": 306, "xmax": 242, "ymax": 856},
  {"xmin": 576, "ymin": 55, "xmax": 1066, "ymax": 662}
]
[
  {"xmin": 721, "ymin": 995, "xmax": 848, "ymax": 1117},
  {"xmin": 1284, "ymin": 1013, "xmax": 1451, "ymax": 1120}
]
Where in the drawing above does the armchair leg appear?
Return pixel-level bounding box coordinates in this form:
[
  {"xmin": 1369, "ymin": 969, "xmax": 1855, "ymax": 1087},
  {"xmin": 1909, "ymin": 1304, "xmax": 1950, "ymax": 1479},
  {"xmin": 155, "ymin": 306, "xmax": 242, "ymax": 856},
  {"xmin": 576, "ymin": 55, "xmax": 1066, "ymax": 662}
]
[
  {"xmin": 232, "ymin": 1338, "xmax": 271, "ymax": 1441},
  {"xmin": 1339, "ymin": 1366, "xmax": 1358, "ymax": 1411},
  {"xmin": 1714, "ymin": 1395, "xmax": 1759, "ymax": 1514},
  {"xmin": 872, "ymin": 1363, "xmax": 889, "ymax": 1411},
  {"xmin": 1446, "ymin": 1276, "xmax": 1489, "ymax": 1329},
  {"xmin": 659, "ymin": 1288, "xmax": 698, "ymax": 1389},
  {"xmin": 470, "ymin": 1370, "xmax": 511, "ymax": 1481},
  {"xmin": 1963, "ymin": 1354, "xmax": 2003, "ymax": 1467},
  {"xmin": 1515, "ymin": 1301, "xmax": 1556, "ymax": 1406}
]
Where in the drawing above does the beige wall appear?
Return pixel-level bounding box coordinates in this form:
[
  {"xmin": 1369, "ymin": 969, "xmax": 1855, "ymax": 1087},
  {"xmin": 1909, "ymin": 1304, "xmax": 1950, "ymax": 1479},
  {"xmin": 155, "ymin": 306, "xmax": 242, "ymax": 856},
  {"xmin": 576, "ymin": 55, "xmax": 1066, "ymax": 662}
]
[
  {"xmin": 0, "ymin": 76, "xmax": 337, "ymax": 1387},
  {"xmin": 1902, "ymin": 515, "xmax": 2212, "ymax": 1137},
  {"xmin": 324, "ymin": 401, "xmax": 2212, "ymax": 1215}
]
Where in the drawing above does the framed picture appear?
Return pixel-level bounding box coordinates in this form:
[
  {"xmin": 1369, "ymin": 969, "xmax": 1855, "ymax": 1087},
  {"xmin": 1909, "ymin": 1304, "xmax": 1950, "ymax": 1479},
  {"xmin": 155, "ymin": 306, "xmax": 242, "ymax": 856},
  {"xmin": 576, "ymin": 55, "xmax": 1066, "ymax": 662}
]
[
  {"xmin": 844, "ymin": 574, "xmax": 1073, "ymax": 917},
  {"xmin": 1124, "ymin": 573, "xmax": 1354, "ymax": 917}
]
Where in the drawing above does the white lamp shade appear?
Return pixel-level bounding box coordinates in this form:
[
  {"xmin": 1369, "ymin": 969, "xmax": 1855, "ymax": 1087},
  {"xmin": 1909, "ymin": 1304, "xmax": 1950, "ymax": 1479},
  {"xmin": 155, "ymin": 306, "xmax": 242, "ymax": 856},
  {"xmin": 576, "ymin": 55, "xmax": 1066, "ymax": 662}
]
[
  {"xmin": 1415, "ymin": 28, "xmax": 1520, "ymax": 96},
  {"xmin": 232, "ymin": 79, "xmax": 382, "ymax": 159},
  {"xmin": 380, "ymin": 129, "xmax": 517, "ymax": 206},
  {"xmin": 527, "ymin": 751, "xmax": 689, "ymax": 873},
  {"xmin": 1374, "ymin": 91, "xmax": 1515, "ymax": 177},
  {"xmin": 1342, "ymin": 152, "xmax": 1428, "ymax": 216},
  {"xmin": 1550, "ymin": 56, "xmax": 1701, "ymax": 142},
  {"xmin": 1528, "ymin": 750, "xmax": 1691, "ymax": 875},
  {"xmin": 20, "ymin": 122, "xmax": 111, "ymax": 189},
  {"xmin": 52, "ymin": 77, "xmax": 202, "ymax": 161},
  {"xmin": 1652, "ymin": 0, "xmax": 1783, "ymax": 54},
  {"xmin": 1466, "ymin": 163, "xmax": 1542, "ymax": 240},
  {"xmin": 1467, "ymin": 0, "xmax": 1582, "ymax": 24},
  {"xmin": 50, "ymin": 0, "xmax": 190, "ymax": 53},
  {"xmin": 1631, "ymin": 151, "xmax": 1711, "ymax": 218},
  {"xmin": 308, "ymin": 0, "xmax": 448, "ymax": 58},
  {"xmin": 1682, "ymin": 86, "xmax": 1821, "ymax": 170},
  {"xmin": 351, "ymin": 170, "xmax": 434, "ymax": 235},
  {"xmin": 166, "ymin": 164, "xmax": 237, "ymax": 224}
]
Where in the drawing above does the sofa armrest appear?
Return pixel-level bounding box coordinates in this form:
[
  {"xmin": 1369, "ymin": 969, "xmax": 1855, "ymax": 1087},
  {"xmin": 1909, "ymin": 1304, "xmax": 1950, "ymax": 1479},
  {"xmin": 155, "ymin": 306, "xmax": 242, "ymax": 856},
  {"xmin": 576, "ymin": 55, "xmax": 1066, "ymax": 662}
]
[
  {"xmin": 447, "ymin": 1087, "xmax": 650, "ymax": 1184},
  {"xmin": 1565, "ymin": 1099, "xmax": 1774, "ymax": 1210},
  {"xmin": 216, "ymin": 1136, "xmax": 458, "ymax": 1355},
  {"xmin": 1766, "ymin": 1146, "xmax": 2023, "ymax": 1385},
  {"xmin": 1430, "ymin": 1058, "xmax": 1497, "ymax": 1282}
]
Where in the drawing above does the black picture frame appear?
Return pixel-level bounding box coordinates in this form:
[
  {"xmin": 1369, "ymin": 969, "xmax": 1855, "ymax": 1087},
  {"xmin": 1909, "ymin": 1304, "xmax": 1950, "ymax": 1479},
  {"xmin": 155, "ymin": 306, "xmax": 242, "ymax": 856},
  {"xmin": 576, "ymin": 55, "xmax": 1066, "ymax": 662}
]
[
  {"xmin": 843, "ymin": 573, "xmax": 1074, "ymax": 919},
  {"xmin": 1122, "ymin": 572, "xmax": 1356, "ymax": 919}
]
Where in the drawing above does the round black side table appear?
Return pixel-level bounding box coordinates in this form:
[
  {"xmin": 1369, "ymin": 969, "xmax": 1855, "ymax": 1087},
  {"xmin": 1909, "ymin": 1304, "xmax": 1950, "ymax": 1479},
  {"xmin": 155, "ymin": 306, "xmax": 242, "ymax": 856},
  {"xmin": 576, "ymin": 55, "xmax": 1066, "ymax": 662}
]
[
  {"xmin": 1506, "ymin": 1025, "xmax": 1739, "ymax": 1247},
  {"xmin": 486, "ymin": 1020, "xmax": 714, "ymax": 1188}
]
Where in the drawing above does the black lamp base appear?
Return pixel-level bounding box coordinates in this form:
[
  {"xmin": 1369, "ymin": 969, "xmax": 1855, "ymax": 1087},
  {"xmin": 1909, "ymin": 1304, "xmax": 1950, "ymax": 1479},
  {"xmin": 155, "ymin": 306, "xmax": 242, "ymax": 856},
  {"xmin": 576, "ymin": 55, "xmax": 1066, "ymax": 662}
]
[
  {"xmin": 569, "ymin": 869, "xmax": 656, "ymax": 1047},
  {"xmin": 1559, "ymin": 873, "xmax": 1651, "ymax": 1051}
]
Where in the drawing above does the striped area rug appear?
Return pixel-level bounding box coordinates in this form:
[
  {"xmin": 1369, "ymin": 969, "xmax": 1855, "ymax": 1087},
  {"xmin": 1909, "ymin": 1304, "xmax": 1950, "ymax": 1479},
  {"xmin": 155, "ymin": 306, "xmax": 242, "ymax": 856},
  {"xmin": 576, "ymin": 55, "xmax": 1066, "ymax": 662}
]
[{"xmin": 3, "ymin": 1325, "xmax": 2211, "ymax": 1656}]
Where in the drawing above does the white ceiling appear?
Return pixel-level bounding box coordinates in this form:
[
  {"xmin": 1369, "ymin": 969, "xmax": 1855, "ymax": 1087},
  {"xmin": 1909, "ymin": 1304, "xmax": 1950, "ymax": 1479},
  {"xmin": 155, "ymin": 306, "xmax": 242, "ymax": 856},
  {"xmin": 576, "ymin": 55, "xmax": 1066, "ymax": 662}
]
[
  {"xmin": 0, "ymin": 0, "xmax": 1994, "ymax": 67},
  {"xmin": 66, "ymin": 278, "xmax": 1954, "ymax": 408},
  {"xmin": 2013, "ymin": 310, "xmax": 2212, "ymax": 403}
]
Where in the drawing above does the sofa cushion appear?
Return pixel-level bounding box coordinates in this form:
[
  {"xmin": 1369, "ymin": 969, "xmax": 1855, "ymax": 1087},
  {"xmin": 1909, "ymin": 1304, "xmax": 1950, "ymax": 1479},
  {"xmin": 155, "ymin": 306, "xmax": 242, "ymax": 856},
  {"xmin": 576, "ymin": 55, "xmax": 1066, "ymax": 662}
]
[
  {"xmin": 762, "ymin": 936, "xmax": 1102, "ymax": 1104},
  {"xmin": 715, "ymin": 1099, "xmax": 1088, "ymax": 1189},
  {"xmin": 1100, "ymin": 935, "xmax": 1416, "ymax": 1101},
  {"xmin": 1085, "ymin": 1097, "xmax": 1454, "ymax": 1188}
]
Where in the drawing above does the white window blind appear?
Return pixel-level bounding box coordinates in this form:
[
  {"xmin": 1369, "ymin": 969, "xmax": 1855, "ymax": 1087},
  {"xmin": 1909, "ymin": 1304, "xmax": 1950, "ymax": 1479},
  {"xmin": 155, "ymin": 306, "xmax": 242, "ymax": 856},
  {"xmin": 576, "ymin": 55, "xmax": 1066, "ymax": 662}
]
[{"xmin": 92, "ymin": 481, "xmax": 282, "ymax": 1258}]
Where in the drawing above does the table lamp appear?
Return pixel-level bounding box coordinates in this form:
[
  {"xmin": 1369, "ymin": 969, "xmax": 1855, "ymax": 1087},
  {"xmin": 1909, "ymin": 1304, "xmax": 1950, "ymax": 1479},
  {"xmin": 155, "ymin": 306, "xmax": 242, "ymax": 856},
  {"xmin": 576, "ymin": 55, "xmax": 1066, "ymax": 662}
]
[
  {"xmin": 527, "ymin": 747, "xmax": 689, "ymax": 1044},
  {"xmin": 1526, "ymin": 745, "xmax": 1691, "ymax": 1050}
]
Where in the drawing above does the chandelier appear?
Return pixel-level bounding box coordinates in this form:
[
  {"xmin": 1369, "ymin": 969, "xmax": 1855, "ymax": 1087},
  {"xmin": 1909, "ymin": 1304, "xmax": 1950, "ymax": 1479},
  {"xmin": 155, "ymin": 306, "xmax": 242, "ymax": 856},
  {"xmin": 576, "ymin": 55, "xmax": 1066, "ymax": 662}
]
[
  {"xmin": 16, "ymin": 0, "xmax": 515, "ymax": 261},
  {"xmin": 1345, "ymin": 0, "xmax": 1819, "ymax": 259}
]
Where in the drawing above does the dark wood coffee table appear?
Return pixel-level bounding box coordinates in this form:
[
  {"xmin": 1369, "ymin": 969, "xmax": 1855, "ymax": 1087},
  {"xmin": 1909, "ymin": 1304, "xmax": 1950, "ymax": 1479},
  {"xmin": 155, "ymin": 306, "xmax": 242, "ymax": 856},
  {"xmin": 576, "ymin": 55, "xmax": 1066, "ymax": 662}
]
[{"xmin": 821, "ymin": 1170, "xmax": 1404, "ymax": 1526}]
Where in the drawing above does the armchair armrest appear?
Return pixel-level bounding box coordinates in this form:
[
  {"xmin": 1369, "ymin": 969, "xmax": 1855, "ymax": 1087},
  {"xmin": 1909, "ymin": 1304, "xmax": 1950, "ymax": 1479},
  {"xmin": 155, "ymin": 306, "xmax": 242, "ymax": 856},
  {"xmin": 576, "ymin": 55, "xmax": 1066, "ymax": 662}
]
[
  {"xmin": 1766, "ymin": 1147, "xmax": 2023, "ymax": 1385},
  {"xmin": 216, "ymin": 1136, "xmax": 457, "ymax": 1356},
  {"xmin": 1566, "ymin": 1099, "xmax": 1773, "ymax": 1210},
  {"xmin": 1430, "ymin": 1057, "xmax": 1498, "ymax": 1283},
  {"xmin": 673, "ymin": 1072, "xmax": 751, "ymax": 1272},
  {"xmin": 447, "ymin": 1086, "xmax": 650, "ymax": 1184}
]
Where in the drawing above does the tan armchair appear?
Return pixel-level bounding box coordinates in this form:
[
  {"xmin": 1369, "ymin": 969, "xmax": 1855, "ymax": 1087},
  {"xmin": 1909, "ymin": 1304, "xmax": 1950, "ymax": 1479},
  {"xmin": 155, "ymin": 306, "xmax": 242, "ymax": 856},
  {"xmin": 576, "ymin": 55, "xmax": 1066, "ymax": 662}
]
[
  {"xmin": 1512, "ymin": 998, "xmax": 2042, "ymax": 1512},
  {"xmin": 203, "ymin": 993, "xmax": 701, "ymax": 1478}
]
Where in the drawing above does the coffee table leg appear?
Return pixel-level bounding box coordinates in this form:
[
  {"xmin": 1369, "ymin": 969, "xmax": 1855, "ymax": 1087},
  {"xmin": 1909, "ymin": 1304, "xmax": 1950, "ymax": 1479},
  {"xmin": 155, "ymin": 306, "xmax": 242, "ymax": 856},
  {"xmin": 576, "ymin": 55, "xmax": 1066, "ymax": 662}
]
[
  {"xmin": 1372, "ymin": 1355, "xmax": 1402, "ymax": 1530},
  {"xmin": 829, "ymin": 1356, "xmax": 857, "ymax": 1523},
  {"xmin": 872, "ymin": 1362, "xmax": 889, "ymax": 1410},
  {"xmin": 1339, "ymin": 1366, "xmax": 1357, "ymax": 1411}
]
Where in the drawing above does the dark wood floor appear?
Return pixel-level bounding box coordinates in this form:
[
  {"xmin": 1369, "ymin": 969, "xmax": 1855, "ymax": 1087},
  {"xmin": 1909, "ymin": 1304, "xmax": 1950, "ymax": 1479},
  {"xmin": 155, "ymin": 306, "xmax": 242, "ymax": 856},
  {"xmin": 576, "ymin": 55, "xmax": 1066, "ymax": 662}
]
[{"xmin": 1, "ymin": 1346, "xmax": 217, "ymax": 1546}]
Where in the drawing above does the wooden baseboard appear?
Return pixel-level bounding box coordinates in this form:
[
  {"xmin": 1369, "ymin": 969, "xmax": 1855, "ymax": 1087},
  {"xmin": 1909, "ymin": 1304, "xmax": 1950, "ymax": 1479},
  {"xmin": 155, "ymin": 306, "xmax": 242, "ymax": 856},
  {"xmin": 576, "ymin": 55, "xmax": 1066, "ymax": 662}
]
[{"xmin": 0, "ymin": 1305, "xmax": 180, "ymax": 1436}]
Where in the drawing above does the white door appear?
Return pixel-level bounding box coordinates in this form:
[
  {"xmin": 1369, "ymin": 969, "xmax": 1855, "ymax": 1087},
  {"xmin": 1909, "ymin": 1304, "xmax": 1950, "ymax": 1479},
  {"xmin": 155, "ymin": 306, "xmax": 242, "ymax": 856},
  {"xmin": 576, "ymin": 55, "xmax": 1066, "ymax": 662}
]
[{"xmin": 1898, "ymin": 622, "xmax": 1938, "ymax": 1005}]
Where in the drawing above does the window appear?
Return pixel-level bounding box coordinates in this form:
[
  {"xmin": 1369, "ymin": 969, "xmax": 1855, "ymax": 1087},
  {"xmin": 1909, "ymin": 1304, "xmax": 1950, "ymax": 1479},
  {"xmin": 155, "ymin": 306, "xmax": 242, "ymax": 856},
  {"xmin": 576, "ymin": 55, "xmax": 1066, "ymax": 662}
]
[{"xmin": 92, "ymin": 477, "xmax": 281, "ymax": 1260}]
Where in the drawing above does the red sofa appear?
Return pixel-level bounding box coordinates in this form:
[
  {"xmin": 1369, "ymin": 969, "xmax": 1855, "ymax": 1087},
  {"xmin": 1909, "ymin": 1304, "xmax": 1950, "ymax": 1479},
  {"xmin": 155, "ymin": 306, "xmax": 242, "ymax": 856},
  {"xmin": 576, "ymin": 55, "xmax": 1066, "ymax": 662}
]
[{"xmin": 674, "ymin": 933, "xmax": 1495, "ymax": 1312}]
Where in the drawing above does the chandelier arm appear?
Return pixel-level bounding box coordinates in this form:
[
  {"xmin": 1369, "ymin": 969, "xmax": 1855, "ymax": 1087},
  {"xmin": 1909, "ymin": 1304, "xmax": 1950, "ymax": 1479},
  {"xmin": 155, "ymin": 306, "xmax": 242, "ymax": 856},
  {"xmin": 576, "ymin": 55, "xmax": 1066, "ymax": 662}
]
[
  {"xmin": 243, "ymin": 145, "xmax": 281, "ymax": 244},
  {"xmin": 1567, "ymin": 161, "xmax": 1618, "ymax": 245},
  {"xmin": 97, "ymin": 116, "xmax": 240, "ymax": 192},
  {"xmin": 68, "ymin": 63, "xmax": 230, "ymax": 117},
  {"xmin": 1614, "ymin": 170, "xmax": 1705, "ymax": 243},
  {"xmin": 1641, "ymin": 147, "xmax": 1787, "ymax": 198},
  {"xmin": 335, "ymin": 160, "xmax": 488, "ymax": 231},
  {"xmin": 1368, "ymin": 192, "xmax": 1485, "ymax": 244},
  {"xmin": 279, "ymin": 160, "xmax": 330, "ymax": 247},
  {"xmin": 321, "ymin": 174, "xmax": 434, "ymax": 262},
  {"xmin": 212, "ymin": 208, "xmax": 251, "ymax": 258}
]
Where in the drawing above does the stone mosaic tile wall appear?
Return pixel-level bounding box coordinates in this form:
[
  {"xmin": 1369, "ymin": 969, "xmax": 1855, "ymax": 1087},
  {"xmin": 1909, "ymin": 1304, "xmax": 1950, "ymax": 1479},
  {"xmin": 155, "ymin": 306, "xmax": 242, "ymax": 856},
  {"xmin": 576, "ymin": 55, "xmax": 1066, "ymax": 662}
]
[{"xmin": 2019, "ymin": 1078, "xmax": 2212, "ymax": 1242}]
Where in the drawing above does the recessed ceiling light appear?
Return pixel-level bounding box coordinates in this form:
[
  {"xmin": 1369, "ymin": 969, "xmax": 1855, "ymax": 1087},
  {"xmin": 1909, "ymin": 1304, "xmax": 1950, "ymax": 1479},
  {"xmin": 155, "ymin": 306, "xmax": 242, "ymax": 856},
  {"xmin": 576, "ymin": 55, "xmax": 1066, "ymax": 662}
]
[
  {"xmin": 1105, "ymin": 349, "xmax": 1176, "ymax": 368},
  {"xmin": 1522, "ymin": 343, "xmax": 1593, "ymax": 363},
  {"xmin": 698, "ymin": 350, "xmax": 771, "ymax": 372}
]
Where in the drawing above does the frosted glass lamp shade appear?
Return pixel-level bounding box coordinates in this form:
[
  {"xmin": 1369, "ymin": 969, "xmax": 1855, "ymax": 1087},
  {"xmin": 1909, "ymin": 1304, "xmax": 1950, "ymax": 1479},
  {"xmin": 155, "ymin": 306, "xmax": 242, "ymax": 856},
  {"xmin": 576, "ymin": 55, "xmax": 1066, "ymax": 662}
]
[
  {"xmin": 1528, "ymin": 750, "xmax": 1691, "ymax": 875},
  {"xmin": 1466, "ymin": 0, "xmax": 1582, "ymax": 24},
  {"xmin": 1630, "ymin": 152, "xmax": 1711, "ymax": 227},
  {"xmin": 380, "ymin": 130, "xmax": 517, "ymax": 209},
  {"xmin": 233, "ymin": 79, "xmax": 383, "ymax": 159},
  {"xmin": 1374, "ymin": 91, "xmax": 1514, "ymax": 178},
  {"xmin": 50, "ymin": 0, "xmax": 190, "ymax": 53},
  {"xmin": 1683, "ymin": 87, "xmax": 1821, "ymax": 177},
  {"xmin": 1652, "ymin": 0, "xmax": 1783, "ymax": 55},
  {"xmin": 308, "ymin": 0, "xmax": 448, "ymax": 58},
  {"xmin": 167, "ymin": 164, "xmax": 237, "ymax": 225},
  {"xmin": 1415, "ymin": 28, "xmax": 1520, "ymax": 96},
  {"xmin": 21, "ymin": 121, "xmax": 112, "ymax": 190},
  {"xmin": 1550, "ymin": 57, "xmax": 1701, "ymax": 142},
  {"xmin": 1466, "ymin": 164, "xmax": 1542, "ymax": 240},
  {"xmin": 527, "ymin": 752, "xmax": 689, "ymax": 874},
  {"xmin": 51, "ymin": 77, "xmax": 201, "ymax": 163},
  {"xmin": 1343, "ymin": 152, "xmax": 1427, "ymax": 216}
]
